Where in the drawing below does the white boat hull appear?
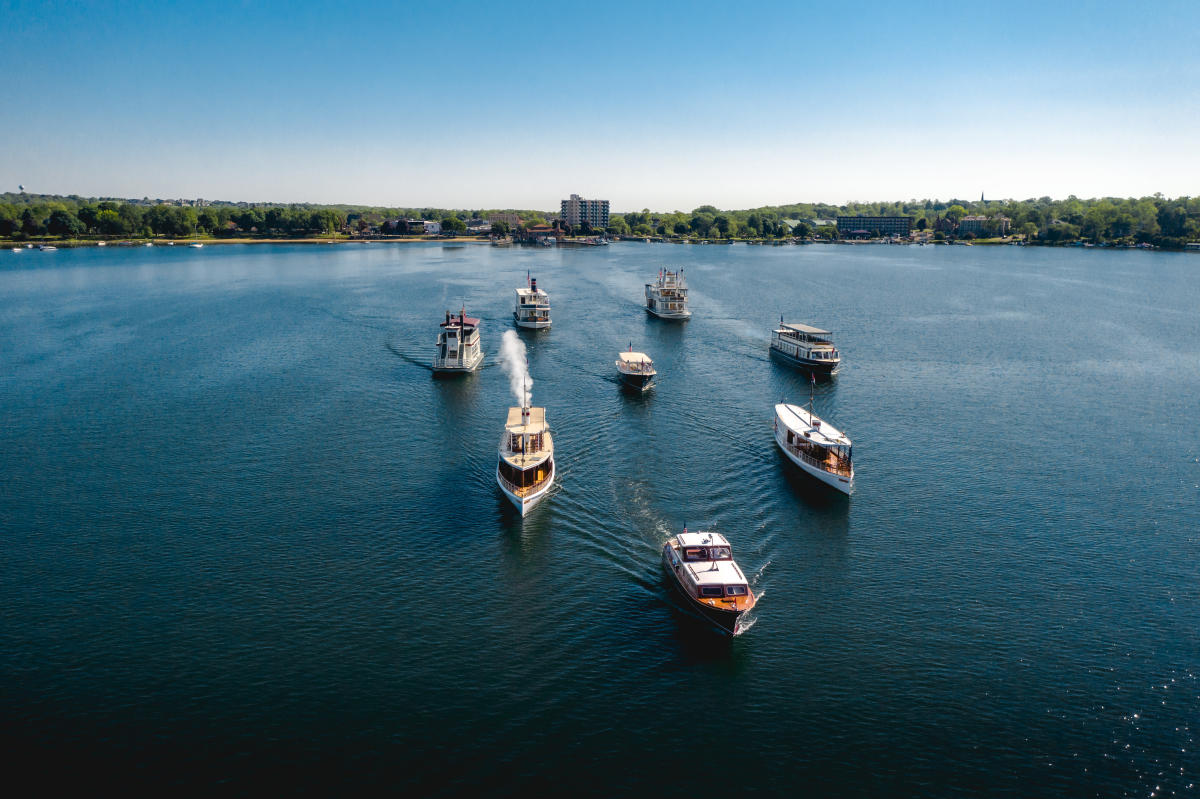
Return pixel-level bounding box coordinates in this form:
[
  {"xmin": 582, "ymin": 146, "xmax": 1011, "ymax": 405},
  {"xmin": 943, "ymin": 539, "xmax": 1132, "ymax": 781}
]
[
  {"xmin": 774, "ymin": 423, "xmax": 853, "ymax": 494},
  {"xmin": 432, "ymin": 348, "xmax": 484, "ymax": 373},
  {"xmin": 646, "ymin": 306, "xmax": 691, "ymax": 320},
  {"xmin": 514, "ymin": 316, "xmax": 551, "ymax": 329},
  {"xmin": 496, "ymin": 458, "xmax": 555, "ymax": 516}
]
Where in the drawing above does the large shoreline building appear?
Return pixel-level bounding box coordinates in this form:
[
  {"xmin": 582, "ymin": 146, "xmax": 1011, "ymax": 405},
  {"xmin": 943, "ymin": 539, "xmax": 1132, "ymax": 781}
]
[
  {"xmin": 836, "ymin": 216, "xmax": 913, "ymax": 237},
  {"xmin": 561, "ymin": 194, "xmax": 610, "ymax": 230}
]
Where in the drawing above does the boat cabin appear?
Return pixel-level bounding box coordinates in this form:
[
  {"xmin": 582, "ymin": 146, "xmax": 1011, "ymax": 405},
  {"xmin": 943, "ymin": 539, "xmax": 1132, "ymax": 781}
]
[
  {"xmin": 498, "ymin": 405, "xmax": 554, "ymax": 496},
  {"xmin": 617, "ymin": 352, "xmax": 654, "ymax": 373},
  {"xmin": 669, "ymin": 532, "xmax": 750, "ymax": 601},
  {"xmin": 776, "ymin": 404, "xmax": 852, "ymax": 477},
  {"xmin": 772, "ymin": 323, "xmax": 839, "ymax": 362}
]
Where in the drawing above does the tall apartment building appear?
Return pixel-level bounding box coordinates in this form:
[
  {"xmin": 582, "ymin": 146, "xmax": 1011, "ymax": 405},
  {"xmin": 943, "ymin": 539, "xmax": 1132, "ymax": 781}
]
[
  {"xmin": 561, "ymin": 194, "xmax": 610, "ymax": 230},
  {"xmin": 836, "ymin": 216, "xmax": 913, "ymax": 237}
]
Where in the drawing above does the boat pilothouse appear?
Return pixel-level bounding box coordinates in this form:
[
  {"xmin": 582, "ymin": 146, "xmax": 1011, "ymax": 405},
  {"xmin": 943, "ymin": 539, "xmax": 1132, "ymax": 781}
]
[
  {"xmin": 774, "ymin": 396, "xmax": 854, "ymax": 494},
  {"xmin": 514, "ymin": 274, "xmax": 551, "ymax": 329},
  {"xmin": 661, "ymin": 529, "xmax": 757, "ymax": 635},
  {"xmin": 615, "ymin": 346, "xmax": 656, "ymax": 391},
  {"xmin": 433, "ymin": 308, "xmax": 484, "ymax": 373},
  {"xmin": 645, "ymin": 268, "xmax": 691, "ymax": 319},
  {"xmin": 770, "ymin": 319, "xmax": 841, "ymax": 375},
  {"xmin": 496, "ymin": 403, "xmax": 555, "ymax": 516}
]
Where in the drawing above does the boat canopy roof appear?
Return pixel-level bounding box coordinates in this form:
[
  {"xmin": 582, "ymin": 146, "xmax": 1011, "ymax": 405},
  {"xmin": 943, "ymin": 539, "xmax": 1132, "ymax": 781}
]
[
  {"xmin": 677, "ymin": 531, "xmax": 730, "ymax": 548},
  {"xmin": 441, "ymin": 315, "xmax": 480, "ymax": 328},
  {"xmin": 775, "ymin": 403, "xmax": 851, "ymax": 448},
  {"xmin": 618, "ymin": 351, "xmax": 652, "ymax": 364},
  {"xmin": 686, "ymin": 559, "xmax": 746, "ymax": 587},
  {"xmin": 778, "ymin": 322, "xmax": 831, "ymax": 335},
  {"xmin": 515, "ymin": 287, "xmax": 549, "ymax": 300},
  {"xmin": 505, "ymin": 406, "xmax": 547, "ymax": 434}
]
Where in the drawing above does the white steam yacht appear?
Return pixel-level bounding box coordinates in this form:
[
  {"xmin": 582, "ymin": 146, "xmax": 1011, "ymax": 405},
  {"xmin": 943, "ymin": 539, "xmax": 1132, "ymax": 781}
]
[
  {"xmin": 616, "ymin": 346, "xmax": 656, "ymax": 391},
  {"xmin": 662, "ymin": 528, "xmax": 757, "ymax": 635},
  {"xmin": 514, "ymin": 274, "xmax": 551, "ymax": 329},
  {"xmin": 645, "ymin": 268, "xmax": 691, "ymax": 319},
  {"xmin": 773, "ymin": 394, "xmax": 854, "ymax": 494},
  {"xmin": 496, "ymin": 403, "xmax": 555, "ymax": 516},
  {"xmin": 433, "ymin": 308, "xmax": 484, "ymax": 373},
  {"xmin": 769, "ymin": 319, "xmax": 841, "ymax": 375}
]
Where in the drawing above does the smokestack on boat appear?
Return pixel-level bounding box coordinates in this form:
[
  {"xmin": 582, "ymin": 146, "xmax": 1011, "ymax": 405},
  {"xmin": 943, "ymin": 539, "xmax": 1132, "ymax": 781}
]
[{"xmin": 530, "ymin": 277, "xmax": 537, "ymax": 292}]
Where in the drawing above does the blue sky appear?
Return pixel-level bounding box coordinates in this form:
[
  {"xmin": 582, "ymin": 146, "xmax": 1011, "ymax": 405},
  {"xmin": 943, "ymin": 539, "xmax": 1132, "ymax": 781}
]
[{"xmin": 2, "ymin": 0, "xmax": 1197, "ymax": 210}]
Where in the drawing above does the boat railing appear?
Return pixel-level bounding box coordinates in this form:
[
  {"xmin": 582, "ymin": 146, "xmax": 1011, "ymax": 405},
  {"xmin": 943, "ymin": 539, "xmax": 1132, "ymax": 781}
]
[
  {"xmin": 780, "ymin": 437, "xmax": 852, "ymax": 477},
  {"xmin": 497, "ymin": 469, "xmax": 550, "ymax": 498}
]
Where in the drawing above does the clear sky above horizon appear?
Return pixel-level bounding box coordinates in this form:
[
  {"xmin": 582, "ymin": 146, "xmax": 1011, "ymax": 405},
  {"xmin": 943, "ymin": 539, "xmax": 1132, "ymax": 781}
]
[{"xmin": 2, "ymin": 0, "xmax": 1198, "ymax": 211}]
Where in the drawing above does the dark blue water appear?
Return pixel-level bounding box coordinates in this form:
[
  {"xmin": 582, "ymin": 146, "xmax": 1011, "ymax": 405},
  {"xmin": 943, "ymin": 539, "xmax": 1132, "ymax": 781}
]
[{"xmin": 1, "ymin": 242, "xmax": 1197, "ymax": 795}]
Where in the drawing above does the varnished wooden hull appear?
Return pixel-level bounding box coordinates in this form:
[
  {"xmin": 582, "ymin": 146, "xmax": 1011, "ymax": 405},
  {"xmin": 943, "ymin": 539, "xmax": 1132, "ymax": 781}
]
[{"xmin": 661, "ymin": 545, "xmax": 749, "ymax": 635}]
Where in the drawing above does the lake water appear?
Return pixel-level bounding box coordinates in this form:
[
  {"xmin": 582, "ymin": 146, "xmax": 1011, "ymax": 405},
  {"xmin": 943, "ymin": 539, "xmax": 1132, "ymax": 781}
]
[{"xmin": 1, "ymin": 241, "xmax": 1197, "ymax": 795}]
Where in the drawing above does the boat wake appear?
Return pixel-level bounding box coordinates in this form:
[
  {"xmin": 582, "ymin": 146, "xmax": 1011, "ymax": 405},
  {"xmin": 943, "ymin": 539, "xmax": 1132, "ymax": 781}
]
[
  {"xmin": 385, "ymin": 339, "xmax": 435, "ymax": 370},
  {"xmin": 733, "ymin": 614, "xmax": 757, "ymax": 635}
]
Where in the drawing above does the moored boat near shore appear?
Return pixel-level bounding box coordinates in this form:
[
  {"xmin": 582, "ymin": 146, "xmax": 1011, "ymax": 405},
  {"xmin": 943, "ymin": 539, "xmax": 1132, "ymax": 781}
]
[
  {"xmin": 661, "ymin": 529, "xmax": 756, "ymax": 635},
  {"xmin": 496, "ymin": 403, "xmax": 555, "ymax": 516}
]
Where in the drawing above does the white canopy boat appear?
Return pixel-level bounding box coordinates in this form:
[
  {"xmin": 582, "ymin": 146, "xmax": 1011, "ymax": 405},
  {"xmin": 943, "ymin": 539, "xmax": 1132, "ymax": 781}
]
[
  {"xmin": 773, "ymin": 396, "xmax": 854, "ymax": 494},
  {"xmin": 616, "ymin": 346, "xmax": 656, "ymax": 391}
]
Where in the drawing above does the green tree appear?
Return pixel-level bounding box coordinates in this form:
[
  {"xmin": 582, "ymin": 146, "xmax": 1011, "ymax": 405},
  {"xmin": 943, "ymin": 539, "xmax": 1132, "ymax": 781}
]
[
  {"xmin": 945, "ymin": 205, "xmax": 967, "ymax": 224},
  {"xmin": 441, "ymin": 216, "xmax": 466, "ymax": 234},
  {"xmin": 47, "ymin": 209, "xmax": 84, "ymax": 237}
]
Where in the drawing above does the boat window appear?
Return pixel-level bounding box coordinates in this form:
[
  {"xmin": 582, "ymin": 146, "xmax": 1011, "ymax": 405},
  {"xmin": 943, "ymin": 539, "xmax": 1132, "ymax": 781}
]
[
  {"xmin": 683, "ymin": 547, "xmax": 706, "ymax": 561},
  {"xmin": 700, "ymin": 586, "xmax": 724, "ymax": 598},
  {"xmin": 709, "ymin": 546, "xmax": 731, "ymax": 560},
  {"xmin": 725, "ymin": 585, "xmax": 748, "ymax": 596}
]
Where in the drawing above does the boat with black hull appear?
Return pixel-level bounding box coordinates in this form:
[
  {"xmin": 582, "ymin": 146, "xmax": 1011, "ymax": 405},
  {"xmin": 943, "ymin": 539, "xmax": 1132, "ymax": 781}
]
[
  {"xmin": 769, "ymin": 319, "xmax": 841, "ymax": 375},
  {"xmin": 616, "ymin": 347, "xmax": 656, "ymax": 391},
  {"xmin": 496, "ymin": 403, "xmax": 555, "ymax": 516},
  {"xmin": 661, "ymin": 529, "xmax": 756, "ymax": 635}
]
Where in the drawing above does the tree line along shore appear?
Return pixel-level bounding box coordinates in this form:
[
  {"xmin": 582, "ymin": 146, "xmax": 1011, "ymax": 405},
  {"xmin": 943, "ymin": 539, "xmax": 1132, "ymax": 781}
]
[{"xmin": 3, "ymin": 193, "xmax": 1198, "ymax": 249}]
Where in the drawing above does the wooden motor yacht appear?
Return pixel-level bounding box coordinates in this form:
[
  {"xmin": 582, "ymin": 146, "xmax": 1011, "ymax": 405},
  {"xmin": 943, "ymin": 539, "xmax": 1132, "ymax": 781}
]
[
  {"xmin": 645, "ymin": 268, "xmax": 691, "ymax": 319},
  {"xmin": 496, "ymin": 403, "xmax": 555, "ymax": 516},
  {"xmin": 615, "ymin": 346, "xmax": 656, "ymax": 391},
  {"xmin": 433, "ymin": 308, "xmax": 484, "ymax": 373},
  {"xmin": 661, "ymin": 529, "xmax": 757, "ymax": 635}
]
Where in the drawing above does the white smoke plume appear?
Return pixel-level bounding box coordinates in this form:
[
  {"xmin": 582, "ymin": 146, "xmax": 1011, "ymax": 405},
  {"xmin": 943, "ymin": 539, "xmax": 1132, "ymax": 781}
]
[{"xmin": 499, "ymin": 330, "xmax": 532, "ymax": 407}]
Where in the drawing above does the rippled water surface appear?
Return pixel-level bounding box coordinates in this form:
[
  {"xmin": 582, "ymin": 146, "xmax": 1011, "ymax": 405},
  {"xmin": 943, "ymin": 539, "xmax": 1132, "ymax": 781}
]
[{"xmin": 1, "ymin": 242, "xmax": 1197, "ymax": 795}]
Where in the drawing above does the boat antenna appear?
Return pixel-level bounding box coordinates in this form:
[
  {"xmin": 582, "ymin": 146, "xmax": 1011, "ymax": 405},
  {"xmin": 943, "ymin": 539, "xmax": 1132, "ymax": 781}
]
[{"xmin": 809, "ymin": 370, "xmax": 816, "ymax": 412}]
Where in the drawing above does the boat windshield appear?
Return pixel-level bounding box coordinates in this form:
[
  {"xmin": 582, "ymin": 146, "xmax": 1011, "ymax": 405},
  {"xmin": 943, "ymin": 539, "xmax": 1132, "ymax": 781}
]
[
  {"xmin": 682, "ymin": 545, "xmax": 731, "ymax": 561},
  {"xmin": 725, "ymin": 585, "xmax": 748, "ymax": 596}
]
